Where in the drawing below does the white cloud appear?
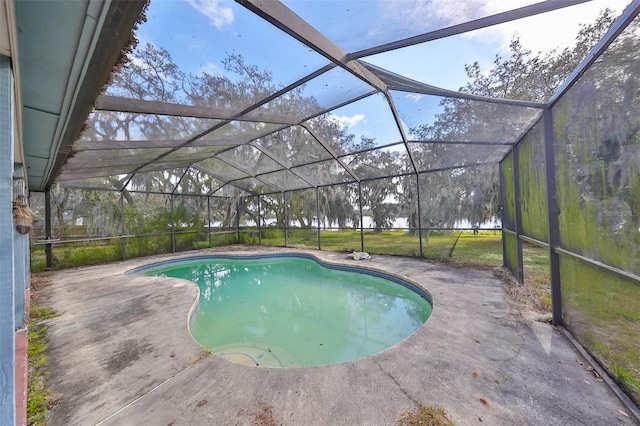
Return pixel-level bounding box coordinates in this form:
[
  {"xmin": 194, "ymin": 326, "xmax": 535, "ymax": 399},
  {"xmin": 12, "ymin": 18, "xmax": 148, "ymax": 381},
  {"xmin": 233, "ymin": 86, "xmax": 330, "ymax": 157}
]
[
  {"xmin": 198, "ymin": 62, "xmax": 222, "ymax": 76},
  {"xmin": 333, "ymin": 114, "xmax": 366, "ymax": 128},
  {"xmin": 467, "ymin": 0, "xmax": 629, "ymax": 54},
  {"xmin": 384, "ymin": 0, "xmax": 628, "ymax": 55},
  {"xmin": 397, "ymin": 0, "xmax": 491, "ymax": 30},
  {"xmin": 406, "ymin": 93, "xmax": 424, "ymax": 102},
  {"xmin": 186, "ymin": 0, "xmax": 234, "ymax": 29},
  {"xmin": 129, "ymin": 55, "xmax": 148, "ymax": 69}
]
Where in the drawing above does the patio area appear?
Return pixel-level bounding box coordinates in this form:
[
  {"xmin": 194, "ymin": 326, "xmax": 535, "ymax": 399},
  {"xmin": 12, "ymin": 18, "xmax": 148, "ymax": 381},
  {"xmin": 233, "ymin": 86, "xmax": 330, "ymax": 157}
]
[{"xmin": 38, "ymin": 247, "xmax": 636, "ymax": 425}]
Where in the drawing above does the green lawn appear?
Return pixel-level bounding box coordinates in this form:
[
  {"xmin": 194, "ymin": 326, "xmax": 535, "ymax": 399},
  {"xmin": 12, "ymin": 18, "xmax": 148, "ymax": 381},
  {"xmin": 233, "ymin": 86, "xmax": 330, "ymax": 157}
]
[
  {"xmin": 560, "ymin": 255, "xmax": 640, "ymax": 406},
  {"xmin": 265, "ymin": 229, "xmax": 506, "ymax": 263},
  {"xmin": 31, "ymin": 243, "xmax": 121, "ymax": 272}
]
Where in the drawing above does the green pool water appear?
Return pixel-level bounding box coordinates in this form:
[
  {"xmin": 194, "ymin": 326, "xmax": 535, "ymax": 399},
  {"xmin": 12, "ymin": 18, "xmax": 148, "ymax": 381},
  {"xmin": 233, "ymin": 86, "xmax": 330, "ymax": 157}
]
[{"xmin": 139, "ymin": 255, "xmax": 432, "ymax": 368}]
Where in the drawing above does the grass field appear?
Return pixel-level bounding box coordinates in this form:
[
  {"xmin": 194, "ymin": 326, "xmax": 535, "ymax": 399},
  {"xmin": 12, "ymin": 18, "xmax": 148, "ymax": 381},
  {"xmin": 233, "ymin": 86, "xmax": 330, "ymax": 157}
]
[
  {"xmin": 31, "ymin": 229, "xmax": 540, "ymax": 280},
  {"xmin": 559, "ymin": 255, "xmax": 640, "ymax": 406}
]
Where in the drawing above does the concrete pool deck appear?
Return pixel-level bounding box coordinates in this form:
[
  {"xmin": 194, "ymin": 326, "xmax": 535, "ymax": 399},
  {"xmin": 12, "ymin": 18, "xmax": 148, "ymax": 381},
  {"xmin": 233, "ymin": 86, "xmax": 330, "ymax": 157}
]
[{"xmin": 39, "ymin": 246, "xmax": 638, "ymax": 425}]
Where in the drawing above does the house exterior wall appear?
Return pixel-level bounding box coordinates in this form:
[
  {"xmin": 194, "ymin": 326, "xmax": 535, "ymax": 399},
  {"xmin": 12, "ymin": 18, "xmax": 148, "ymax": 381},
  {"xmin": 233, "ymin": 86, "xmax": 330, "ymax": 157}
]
[
  {"xmin": 0, "ymin": 53, "xmax": 17, "ymax": 425},
  {"xmin": 0, "ymin": 52, "xmax": 29, "ymax": 426}
]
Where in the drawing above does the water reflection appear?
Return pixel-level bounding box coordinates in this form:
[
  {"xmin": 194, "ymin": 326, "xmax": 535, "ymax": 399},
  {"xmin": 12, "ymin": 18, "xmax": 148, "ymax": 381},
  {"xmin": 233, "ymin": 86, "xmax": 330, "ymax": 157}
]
[{"xmin": 147, "ymin": 256, "xmax": 431, "ymax": 367}]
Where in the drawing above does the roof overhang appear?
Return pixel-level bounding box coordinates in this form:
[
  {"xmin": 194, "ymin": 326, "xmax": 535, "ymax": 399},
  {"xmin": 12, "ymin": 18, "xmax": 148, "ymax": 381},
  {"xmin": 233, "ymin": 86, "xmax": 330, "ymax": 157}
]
[{"xmin": 10, "ymin": 0, "xmax": 146, "ymax": 191}]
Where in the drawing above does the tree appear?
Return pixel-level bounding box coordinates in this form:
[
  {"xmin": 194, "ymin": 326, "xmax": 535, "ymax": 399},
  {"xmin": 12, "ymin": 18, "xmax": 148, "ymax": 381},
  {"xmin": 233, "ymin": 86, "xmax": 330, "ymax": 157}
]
[
  {"xmin": 460, "ymin": 9, "xmax": 617, "ymax": 103},
  {"xmin": 321, "ymin": 185, "xmax": 354, "ymax": 229},
  {"xmin": 552, "ymin": 12, "xmax": 640, "ymax": 270},
  {"xmin": 402, "ymin": 9, "xmax": 618, "ymax": 232}
]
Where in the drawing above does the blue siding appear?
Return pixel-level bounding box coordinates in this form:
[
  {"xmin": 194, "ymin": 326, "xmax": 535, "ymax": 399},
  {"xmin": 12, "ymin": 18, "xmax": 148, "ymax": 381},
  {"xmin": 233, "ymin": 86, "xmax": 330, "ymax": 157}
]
[
  {"xmin": 0, "ymin": 54, "xmax": 16, "ymax": 425},
  {"xmin": 14, "ymin": 219, "xmax": 29, "ymax": 328}
]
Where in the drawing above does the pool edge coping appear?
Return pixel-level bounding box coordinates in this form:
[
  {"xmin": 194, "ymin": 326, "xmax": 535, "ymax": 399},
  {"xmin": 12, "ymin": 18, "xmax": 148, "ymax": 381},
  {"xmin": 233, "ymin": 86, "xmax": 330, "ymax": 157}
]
[
  {"xmin": 124, "ymin": 250, "xmax": 435, "ymax": 369},
  {"xmin": 125, "ymin": 251, "xmax": 434, "ymax": 305}
]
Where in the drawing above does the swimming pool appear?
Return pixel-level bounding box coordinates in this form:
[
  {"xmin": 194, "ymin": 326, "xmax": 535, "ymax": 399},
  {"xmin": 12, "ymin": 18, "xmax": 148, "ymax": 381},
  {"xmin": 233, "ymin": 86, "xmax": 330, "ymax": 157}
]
[{"xmin": 131, "ymin": 254, "xmax": 432, "ymax": 367}]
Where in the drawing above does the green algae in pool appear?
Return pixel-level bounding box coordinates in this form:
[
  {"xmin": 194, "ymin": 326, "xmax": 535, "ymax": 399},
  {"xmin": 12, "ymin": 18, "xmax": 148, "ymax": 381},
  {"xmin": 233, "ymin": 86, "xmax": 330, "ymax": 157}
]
[{"xmin": 142, "ymin": 256, "xmax": 432, "ymax": 367}]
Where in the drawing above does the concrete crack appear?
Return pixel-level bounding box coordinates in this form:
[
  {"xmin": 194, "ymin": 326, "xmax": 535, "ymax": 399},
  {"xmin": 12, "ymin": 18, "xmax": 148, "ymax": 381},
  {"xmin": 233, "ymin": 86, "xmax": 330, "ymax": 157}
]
[
  {"xmin": 554, "ymin": 404, "xmax": 589, "ymax": 425},
  {"xmin": 372, "ymin": 358, "xmax": 421, "ymax": 407},
  {"xmin": 94, "ymin": 360, "xmax": 195, "ymax": 425}
]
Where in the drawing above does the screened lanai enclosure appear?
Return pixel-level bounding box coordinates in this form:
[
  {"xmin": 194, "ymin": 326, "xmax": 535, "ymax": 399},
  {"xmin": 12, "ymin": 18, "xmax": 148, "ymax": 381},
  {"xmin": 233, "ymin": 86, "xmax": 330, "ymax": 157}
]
[{"xmin": 26, "ymin": 0, "xmax": 640, "ymax": 408}]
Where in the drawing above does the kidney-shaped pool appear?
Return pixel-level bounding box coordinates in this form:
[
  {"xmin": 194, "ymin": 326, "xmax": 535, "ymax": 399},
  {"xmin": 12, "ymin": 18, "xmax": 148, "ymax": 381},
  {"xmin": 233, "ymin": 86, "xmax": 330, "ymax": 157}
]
[{"xmin": 129, "ymin": 254, "xmax": 432, "ymax": 368}]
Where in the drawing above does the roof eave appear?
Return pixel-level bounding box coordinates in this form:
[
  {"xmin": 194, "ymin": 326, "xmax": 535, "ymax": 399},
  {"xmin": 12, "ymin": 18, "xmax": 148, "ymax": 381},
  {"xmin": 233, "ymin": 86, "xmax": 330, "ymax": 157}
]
[{"xmin": 40, "ymin": 0, "xmax": 147, "ymax": 191}]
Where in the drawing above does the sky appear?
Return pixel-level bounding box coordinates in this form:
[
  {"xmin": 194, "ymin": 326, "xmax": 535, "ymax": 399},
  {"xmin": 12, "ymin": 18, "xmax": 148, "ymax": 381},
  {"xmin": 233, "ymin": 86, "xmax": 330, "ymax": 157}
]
[{"xmin": 135, "ymin": 0, "xmax": 631, "ymax": 145}]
